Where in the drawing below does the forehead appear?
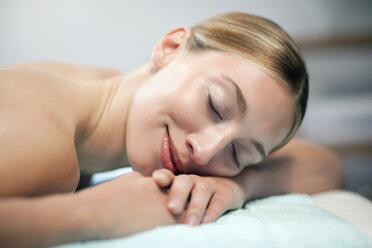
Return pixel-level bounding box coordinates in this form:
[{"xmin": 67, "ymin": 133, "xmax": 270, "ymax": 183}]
[{"xmin": 182, "ymin": 51, "xmax": 295, "ymax": 150}]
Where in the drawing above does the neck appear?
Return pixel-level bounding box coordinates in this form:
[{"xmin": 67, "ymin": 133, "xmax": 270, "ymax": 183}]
[{"xmin": 76, "ymin": 62, "xmax": 154, "ymax": 173}]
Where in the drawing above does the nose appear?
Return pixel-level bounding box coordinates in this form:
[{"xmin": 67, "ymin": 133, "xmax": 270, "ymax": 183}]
[{"xmin": 186, "ymin": 126, "xmax": 234, "ymax": 166}]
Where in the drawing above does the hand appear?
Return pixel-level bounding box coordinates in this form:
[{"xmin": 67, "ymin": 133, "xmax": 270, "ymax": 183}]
[
  {"xmin": 75, "ymin": 171, "xmax": 178, "ymax": 239},
  {"xmin": 152, "ymin": 169, "xmax": 246, "ymax": 226}
]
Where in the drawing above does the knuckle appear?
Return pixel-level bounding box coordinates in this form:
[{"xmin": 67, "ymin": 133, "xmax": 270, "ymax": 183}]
[
  {"xmin": 187, "ymin": 197, "xmax": 210, "ymax": 214},
  {"xmin": 177, "ymin": 174, "xmax": 192, "ymax": 184},
  {"xmin": 203, "ymin": 177, "xmax": 215, "ymax": 185},
  {"xmin": 212, "ymin": 196, "xmax": 227, "ymax": 209},
  {"xmin": 195, "ymin": 183, "xmax": 212, "ymax": 194},
  {"xmin": 189, "ymin": 174, "xmax": 200, "ymax": 180},
  {"xmin": 218, "ymin": 187, "xmax": 233, "ymax": 199},
  {"xmin": 176, "ymin": 174, "xmax": 187, "ymax": 180}
]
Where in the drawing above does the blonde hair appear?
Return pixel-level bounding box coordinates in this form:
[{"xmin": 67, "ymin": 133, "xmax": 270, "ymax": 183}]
[{"xmin": 187, "ymin": 12, "xmax": 308, "ymax": 152}]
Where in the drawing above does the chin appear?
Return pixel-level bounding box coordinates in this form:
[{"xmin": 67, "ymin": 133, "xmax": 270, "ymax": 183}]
[
  {"xmin": 125, "ymin": 124, "xmax": 164, "ymax": 176},
  {"xmin": 128, "ymin": 156, "xmax": 157, "ymax": 176}
]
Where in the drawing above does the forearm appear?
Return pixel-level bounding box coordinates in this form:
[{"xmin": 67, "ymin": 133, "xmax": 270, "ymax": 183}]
[
  {"xmin": 235, "ymin": 139, "xmax": 345, "ymax": 201},
  {"xmin": 0, "ymin": 194, "xmax": 97, "ymax": 248},
  {"xmin": 0, "ymin": 173, "xmax": 177, "ymax": 247}
]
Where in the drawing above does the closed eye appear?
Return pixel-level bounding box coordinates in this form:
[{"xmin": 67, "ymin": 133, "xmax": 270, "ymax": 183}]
[
  {"xmin": 208, "ymin": 93, "xmax": 222, "ymax": 120},
  {"xmin": 231, "ymin": 142, "xmax": 240, "ymax": 168}
]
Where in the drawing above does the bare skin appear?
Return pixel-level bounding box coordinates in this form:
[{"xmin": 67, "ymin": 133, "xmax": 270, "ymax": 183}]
[
  {"xmin": 0, "ymin": 62, "xmax": 180, "ymax": 247},
  {"xmin": 0, "ymin": 61, "xmax": 158, "ymax": 195},
  {"xmin": 0, "ymin": 172, "xmax": 177, "ymax": 247},
  {"xmin": 1, "ymin": 63, "xmax": 117, "ymax": 195},
  {"xmin": 0, "ymin": 28, "xmax": 345, "ymax": 247}
]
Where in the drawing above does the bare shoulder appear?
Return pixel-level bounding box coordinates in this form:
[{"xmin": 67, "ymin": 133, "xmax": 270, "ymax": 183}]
[
  {"xmin": 0, "ymin": 67, "xmax": 82, "ymax": 197},
  {"xmin": 5, "ymin": 61, "xmax": 123, "ymax": 80},
  {"xmin": 0, "ymin": 66, "xmax": 84, "ymax": 125}
]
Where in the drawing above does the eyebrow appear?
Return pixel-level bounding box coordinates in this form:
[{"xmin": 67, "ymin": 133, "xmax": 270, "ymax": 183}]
[
  {"xmin": 252, "ymin": 140, "xmax": 266, "ymax": 161},
  {"xmin": 220, "ymin": 74, "xmax": 247, "ymax": 117},
  {"xmin": 220, "ymin": 74, "xmax": 266, "ymax": 161}
]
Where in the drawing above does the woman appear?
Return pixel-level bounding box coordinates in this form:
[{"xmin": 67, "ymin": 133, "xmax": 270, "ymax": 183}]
[{"xmin": 0, "ymin": 12, "xmax": 344, "ymax": 247}]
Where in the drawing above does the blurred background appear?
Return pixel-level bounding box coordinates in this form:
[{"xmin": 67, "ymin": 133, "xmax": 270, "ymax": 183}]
[{"xmin": 1, "ymin": 0, "xmax": 371, "ymax": 199}]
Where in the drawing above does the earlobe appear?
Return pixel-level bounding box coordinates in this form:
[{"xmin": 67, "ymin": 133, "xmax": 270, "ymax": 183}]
[{"xmin": 151, "ymin": 26, "xmax": 192, "ymax": 70}]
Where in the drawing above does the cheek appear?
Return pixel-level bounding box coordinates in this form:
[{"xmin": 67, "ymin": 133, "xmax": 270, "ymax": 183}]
[
  {"xmin": 169, "ymin": 89, "xmax": 208, "ymax": 131},
  {"xmin": 190, "ymin": 152, "xmax": 237, "ymax": 177},
  {"xmin": 129, "ymin": 83, "xmax": 172, "ymax": 126},
  {"xmin": 125, "ymin": 95, "xmax": 166, "ymax": 176}
]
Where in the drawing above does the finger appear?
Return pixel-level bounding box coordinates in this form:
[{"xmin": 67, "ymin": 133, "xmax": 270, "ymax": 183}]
[
  {"xmin": 152, "ymin": 169, "xmax": 175, "ymax": 188},
  {"xmin": 202, "ymin": 194, "xmax": 228, "ymax": 224},
  {"xmin": 167, "ymin": 175, "xmax": 194, "ymax": 215},
  {"xmin": 184, "ymin": 182, "xmax": 215, "ymax": 226}
]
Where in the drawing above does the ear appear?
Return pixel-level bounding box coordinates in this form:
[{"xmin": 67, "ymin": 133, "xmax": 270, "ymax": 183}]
[{"xmin": 151, "ymin": 26, "xmax": 192, "ymax": 70}]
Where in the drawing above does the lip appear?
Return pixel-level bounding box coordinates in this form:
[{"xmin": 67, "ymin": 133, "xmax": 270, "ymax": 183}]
[
  {"xmin": 160, "ymin": 126, "xmax": 178, "ymax": 174},
  {"xmin": 160, "ymin": 126, "xmax": 184, "ymax": 174},
  {"xmin": 167, "ymin": 127, "xmax": 184, "ymax": 174}
]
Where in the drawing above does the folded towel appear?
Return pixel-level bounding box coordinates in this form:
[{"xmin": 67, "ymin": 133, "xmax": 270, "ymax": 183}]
[{"xmin": 56, "ymin": 194, "xmax": 372, "ymax": 248}]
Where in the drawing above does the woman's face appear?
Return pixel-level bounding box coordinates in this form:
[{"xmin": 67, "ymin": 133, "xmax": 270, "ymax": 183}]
[{"xmin": 125, "ymin": 51, "xmax": 294, "ymax": 177}]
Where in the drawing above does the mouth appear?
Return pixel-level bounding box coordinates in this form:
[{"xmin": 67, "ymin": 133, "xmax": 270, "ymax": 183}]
[{"xmin": 160, "ymin": 125, "xmax": 183, "ymax": 174}]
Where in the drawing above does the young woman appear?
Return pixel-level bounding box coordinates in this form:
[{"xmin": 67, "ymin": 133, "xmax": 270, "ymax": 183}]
[{"xmin": 0, "ymin": 12, "xmax": 344, "ymax": 247}]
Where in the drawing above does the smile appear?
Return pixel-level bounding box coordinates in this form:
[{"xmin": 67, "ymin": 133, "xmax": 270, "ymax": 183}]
[{"xmin": 160, "ymin": 126, "xmax": 183, "ymax": 174}]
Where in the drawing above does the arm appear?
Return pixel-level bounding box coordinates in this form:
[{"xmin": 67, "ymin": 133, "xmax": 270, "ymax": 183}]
[
  {"xmin": 152, "ymin": 138, "xmax": 345, "ymax": 225},
  {"xmin": 0, "ymin": 121, "xmax": 79, "ymax": 197},
  {"xmin": 236, "ymin": 138, "xmax": 345, "ymax": 200},
  {"xmin": 0, "ymin": 172, "xmax": 177, "ymax": 248},
  {"xmin": 0, "ymin": 123, "xmax": 176, "ymax": 246},
  {"xmin": 9, "ymin": 61, "xmax": 123, "ymax": 81}
]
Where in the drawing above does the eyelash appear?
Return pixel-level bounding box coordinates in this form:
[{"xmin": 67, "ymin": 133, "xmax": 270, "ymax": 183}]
[
  {"xmin": 208, "ymin": 93, "xmax": 240, "ymax": 169},
  {"xmin": 231, "ymin": 143, "xmax": 240, "ymax": 168},
  {"xmin": 208, "ymin": 93, "xmax": 222, "ymax": 120}
]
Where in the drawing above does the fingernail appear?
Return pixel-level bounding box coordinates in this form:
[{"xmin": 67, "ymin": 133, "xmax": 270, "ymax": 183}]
[
  {"xmin": 153, "ymin": 171, "xmax": 165, "ymax": 180},
  {"xmin": 168, "ymin": 198, "xmax": 181, "ymax": 211},
  {"xmin": 202, "ymin": 215, "xmax": 211, "ymax": 223},
  {"xmin": 186, "ymin": 214, "xmax": 199, "ymax": 226}
]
